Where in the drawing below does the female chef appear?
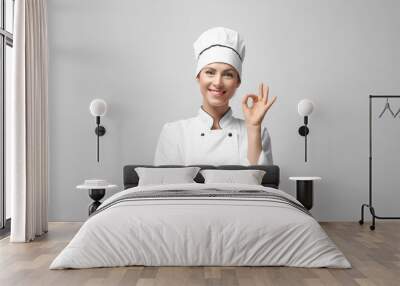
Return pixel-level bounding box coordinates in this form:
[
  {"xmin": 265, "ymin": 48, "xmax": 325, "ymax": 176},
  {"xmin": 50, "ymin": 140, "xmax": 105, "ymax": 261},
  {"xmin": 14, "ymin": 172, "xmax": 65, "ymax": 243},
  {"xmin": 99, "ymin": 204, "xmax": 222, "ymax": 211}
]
[{"xmin": 154, "ymin": 27, "xmax": 276, "ymax": 166}]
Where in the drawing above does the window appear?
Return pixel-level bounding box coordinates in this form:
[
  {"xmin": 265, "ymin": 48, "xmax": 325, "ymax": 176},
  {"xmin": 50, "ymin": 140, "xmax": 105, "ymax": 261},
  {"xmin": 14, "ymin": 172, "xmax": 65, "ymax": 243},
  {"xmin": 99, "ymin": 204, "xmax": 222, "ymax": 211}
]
[{"xmin": 0, "ymin": 0, "xmax": 14, "ymax": 233}]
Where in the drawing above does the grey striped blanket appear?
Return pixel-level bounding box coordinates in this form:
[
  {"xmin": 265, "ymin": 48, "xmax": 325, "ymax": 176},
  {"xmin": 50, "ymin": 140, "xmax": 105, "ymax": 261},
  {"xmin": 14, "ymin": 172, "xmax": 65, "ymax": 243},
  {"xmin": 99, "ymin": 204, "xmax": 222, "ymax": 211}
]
[{"xmin": 91, "ymin": 189, "xmax": 311, "ymax": 217}]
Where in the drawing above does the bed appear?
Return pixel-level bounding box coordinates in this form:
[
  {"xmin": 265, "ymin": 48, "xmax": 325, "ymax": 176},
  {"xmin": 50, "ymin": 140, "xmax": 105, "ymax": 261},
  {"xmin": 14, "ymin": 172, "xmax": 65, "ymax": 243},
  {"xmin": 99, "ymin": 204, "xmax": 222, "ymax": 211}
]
[{"xmin": 50, "ymin": 165, "xmax": 351, "ymax": 269}]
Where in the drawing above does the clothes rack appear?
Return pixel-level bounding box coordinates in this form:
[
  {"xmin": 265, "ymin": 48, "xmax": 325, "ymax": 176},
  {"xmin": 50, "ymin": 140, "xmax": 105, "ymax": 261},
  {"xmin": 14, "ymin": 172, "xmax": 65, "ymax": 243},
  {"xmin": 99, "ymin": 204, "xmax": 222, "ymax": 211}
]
[{"xmin": 359, "ymin": 95, "xmax": 400, "ymax": 230}]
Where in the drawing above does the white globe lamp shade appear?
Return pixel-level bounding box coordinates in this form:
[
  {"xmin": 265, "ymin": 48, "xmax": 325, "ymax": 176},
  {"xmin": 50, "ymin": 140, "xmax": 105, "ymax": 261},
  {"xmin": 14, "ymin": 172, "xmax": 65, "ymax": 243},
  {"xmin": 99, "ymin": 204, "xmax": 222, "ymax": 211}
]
[
  {"xmin": 90, "ymin": 99, "xmax": 107, "ymax": 117},
  {"xmin": 298, "ymin": 99, "xmax": 314, "ymax": 116}
]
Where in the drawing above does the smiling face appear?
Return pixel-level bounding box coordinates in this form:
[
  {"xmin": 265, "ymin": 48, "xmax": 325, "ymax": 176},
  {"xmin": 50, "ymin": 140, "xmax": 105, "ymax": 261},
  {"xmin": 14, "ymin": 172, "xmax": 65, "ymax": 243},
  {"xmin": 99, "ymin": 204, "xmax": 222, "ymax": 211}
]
[{"xmin": 196, "ymin": 62, "xmax": 241, "ymax": 109}]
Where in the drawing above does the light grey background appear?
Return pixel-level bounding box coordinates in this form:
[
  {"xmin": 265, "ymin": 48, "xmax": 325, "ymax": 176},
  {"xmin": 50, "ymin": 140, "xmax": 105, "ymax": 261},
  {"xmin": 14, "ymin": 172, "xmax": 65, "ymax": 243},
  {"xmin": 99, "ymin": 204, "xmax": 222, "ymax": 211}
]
[{"xmin": 47, "ymin": 0, "xmax": 400, "ymax": 221}]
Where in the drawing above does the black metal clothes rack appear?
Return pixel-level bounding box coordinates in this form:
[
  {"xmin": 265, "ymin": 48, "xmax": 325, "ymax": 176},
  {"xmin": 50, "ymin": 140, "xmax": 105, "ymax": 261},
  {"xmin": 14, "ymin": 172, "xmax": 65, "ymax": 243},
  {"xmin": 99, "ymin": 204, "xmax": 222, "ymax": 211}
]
[{"xmin": 359, "ymin": 95, "xmax": 400, "ymax": 230}]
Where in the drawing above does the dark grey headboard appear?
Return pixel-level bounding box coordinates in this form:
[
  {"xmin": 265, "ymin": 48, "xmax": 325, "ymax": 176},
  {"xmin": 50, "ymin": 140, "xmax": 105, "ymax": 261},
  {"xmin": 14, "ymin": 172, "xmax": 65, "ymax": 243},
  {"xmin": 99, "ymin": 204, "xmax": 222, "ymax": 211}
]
[{"xmin": 123, "ymin": 165, "xmax": 280, "ymax": 189}]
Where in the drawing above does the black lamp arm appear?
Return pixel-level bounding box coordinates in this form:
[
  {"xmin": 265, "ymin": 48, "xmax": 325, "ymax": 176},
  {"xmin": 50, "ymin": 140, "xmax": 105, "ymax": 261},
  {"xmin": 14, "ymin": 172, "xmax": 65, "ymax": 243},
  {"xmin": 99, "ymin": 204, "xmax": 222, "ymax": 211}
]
[
  {"xmin": 304, "ymin": 115, "xmax": 308, "ymax": 125},
  {"xmin": 94, "ymin": 116, "xmax": 106, "ymax": 162},
  {"xmin": 298, "ymin": 116, "xmax": 310, "ymax": 162}
]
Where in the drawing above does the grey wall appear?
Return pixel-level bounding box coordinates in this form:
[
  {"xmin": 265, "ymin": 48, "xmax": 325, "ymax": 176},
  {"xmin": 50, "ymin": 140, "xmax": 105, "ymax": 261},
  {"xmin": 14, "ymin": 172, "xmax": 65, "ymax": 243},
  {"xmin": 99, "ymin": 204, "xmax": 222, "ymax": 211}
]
[{"xmin": 48, "ymin": 0, "xmax": 400, "ymax": 221}]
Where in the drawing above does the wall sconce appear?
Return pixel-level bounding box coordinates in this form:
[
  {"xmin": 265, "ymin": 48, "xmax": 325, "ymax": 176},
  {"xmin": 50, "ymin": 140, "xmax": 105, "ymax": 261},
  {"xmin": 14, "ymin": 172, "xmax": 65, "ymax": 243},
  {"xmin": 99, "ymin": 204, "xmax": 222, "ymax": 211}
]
[
  {"xmin": 89, "ymin": 99, "xmax": 107, "ymax": 162},
  {"xmin": 297, "ymin": 99, "xmax": 314, "ymax": 162}
]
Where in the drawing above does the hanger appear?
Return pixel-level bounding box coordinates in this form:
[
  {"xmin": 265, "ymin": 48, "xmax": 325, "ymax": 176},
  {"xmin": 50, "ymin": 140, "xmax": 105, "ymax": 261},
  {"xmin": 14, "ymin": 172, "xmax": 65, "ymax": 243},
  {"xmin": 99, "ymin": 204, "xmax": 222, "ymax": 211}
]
[
  {"xmin": 378, "ymin": 98, "xmax": 395, "ymax": 118},
  {"xmin": 394, "ymin": 107, "xmax": 400, "ymax": 118}
]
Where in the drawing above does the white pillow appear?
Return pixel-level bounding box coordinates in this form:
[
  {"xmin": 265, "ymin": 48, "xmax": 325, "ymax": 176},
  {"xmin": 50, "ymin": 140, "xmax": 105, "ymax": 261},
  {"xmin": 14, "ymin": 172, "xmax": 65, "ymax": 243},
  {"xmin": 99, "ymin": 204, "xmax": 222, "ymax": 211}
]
[
  {"xmin": 135, "ymin": 167, "xmax": 201, "ymax": 186},
  {"xmin": 200, "ymin": 169, "xmax": 266, "ymax": 185}
]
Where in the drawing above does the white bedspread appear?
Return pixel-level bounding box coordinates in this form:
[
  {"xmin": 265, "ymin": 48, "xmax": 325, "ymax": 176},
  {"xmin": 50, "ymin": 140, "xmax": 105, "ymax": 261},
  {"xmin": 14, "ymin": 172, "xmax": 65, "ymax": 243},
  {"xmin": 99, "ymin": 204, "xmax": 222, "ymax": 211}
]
[{"xmin": 50, "ymin": 183, "xmax": 351, "ymax": 269}]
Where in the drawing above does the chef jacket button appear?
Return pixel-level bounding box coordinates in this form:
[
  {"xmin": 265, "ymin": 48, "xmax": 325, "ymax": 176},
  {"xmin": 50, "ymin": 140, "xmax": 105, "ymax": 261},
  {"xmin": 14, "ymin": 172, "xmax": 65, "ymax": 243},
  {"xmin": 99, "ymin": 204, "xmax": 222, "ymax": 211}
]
[
  {"xmin": 228, "ymin": 133, "xmax": 232, "ymax": 137},
  {"xmin": 201, "ymin": 133, "xmax": 205, "ymax": 136}
]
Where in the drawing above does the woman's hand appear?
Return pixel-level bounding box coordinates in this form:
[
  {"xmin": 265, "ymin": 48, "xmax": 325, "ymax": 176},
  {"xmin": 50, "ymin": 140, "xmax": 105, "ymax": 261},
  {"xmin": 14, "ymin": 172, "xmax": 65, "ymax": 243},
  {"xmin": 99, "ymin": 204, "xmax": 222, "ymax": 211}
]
[{"xmin": 242, "ymin": 83, "xmax": 277, "ymax": 127}]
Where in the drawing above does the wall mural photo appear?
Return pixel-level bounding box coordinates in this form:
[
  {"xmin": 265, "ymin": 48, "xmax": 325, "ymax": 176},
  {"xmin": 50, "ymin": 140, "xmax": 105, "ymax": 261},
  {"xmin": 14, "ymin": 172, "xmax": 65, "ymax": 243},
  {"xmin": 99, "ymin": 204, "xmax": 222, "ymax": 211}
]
[{"xmin": 154, "ymin": 27, "xmax": 277, "ymax": 166}]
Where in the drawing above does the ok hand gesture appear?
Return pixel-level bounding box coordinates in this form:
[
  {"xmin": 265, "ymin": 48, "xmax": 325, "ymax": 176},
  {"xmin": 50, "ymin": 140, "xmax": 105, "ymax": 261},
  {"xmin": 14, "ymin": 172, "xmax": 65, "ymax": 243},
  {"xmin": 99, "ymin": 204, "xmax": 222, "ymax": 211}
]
[{"xmin": 242, "ymin": 83, "xmax": 277, "ymax": 127}]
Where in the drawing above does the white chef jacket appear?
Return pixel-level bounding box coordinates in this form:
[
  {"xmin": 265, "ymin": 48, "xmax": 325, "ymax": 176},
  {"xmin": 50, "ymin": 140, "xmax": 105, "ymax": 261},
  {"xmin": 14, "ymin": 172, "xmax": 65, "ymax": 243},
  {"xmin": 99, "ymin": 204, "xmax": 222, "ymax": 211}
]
[{"xmin": 154, "ymin": 107, "xmax": 273, "ymax": 166}]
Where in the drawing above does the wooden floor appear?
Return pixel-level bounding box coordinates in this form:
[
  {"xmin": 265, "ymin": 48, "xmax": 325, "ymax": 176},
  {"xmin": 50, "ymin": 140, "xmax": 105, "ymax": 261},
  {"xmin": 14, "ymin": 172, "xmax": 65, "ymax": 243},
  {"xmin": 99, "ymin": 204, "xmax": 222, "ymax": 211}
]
[{"xmin": 0, "ymin": 222, "xmax": 399, "ymax": 286}]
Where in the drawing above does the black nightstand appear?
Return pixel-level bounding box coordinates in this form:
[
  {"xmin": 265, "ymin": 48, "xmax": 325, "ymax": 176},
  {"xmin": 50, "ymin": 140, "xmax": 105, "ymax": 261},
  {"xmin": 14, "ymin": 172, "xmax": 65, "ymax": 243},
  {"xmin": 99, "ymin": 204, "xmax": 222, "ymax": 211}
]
[
  {"xmin": 76, "ymin": 183, "xmax": 117, "ymax": 215},
  {"xmin": 289, "ymin": 177, "xmax": 321, "ymax": 210}
]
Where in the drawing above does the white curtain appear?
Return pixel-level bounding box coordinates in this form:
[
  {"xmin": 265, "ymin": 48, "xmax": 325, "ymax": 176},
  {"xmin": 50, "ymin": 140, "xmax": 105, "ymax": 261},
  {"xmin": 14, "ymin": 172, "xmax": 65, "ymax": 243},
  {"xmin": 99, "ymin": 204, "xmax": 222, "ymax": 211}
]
[{"xmin": 9, "ymin": 0, "xmax": 49, "ymax": 242}]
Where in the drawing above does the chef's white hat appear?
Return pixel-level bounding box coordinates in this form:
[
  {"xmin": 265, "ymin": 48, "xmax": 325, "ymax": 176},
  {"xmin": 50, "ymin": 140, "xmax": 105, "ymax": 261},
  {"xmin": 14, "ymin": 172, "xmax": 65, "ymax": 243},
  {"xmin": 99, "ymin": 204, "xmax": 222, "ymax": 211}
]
[{"xmin": 193, "ymin": 27, "xmax": 246, "ymax": 79}]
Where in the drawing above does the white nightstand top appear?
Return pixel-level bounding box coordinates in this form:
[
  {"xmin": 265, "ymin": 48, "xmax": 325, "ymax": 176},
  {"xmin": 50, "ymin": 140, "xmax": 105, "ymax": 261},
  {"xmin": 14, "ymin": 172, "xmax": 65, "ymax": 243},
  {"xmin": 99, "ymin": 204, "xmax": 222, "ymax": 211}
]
[
  {"xmin": 289, "ymin": 177, "xmax": 321, "ymax": 181},
  {"xmin": 76, "ymin": 184, "xmax": 118, "ymax": 190}
]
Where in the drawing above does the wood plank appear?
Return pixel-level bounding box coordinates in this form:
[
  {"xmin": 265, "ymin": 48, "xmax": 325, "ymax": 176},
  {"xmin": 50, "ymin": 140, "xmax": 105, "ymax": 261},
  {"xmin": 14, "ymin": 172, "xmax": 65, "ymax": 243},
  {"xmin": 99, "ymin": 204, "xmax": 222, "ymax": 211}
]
[{"xmin": 0, "ymin": 222, "xmax": 399, "ymax": 286}]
